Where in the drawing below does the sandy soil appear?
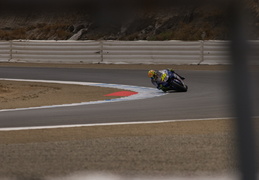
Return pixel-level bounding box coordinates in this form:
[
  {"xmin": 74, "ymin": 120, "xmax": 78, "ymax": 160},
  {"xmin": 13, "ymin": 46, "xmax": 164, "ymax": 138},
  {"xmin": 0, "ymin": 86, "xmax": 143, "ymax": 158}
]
[
  {"xmin": 0, "ymin": 80, "xmax": 125, "ymax": 110},
  {"xmin": 0, "ymin": 119, "xmax": 239, "ymax": 179}
]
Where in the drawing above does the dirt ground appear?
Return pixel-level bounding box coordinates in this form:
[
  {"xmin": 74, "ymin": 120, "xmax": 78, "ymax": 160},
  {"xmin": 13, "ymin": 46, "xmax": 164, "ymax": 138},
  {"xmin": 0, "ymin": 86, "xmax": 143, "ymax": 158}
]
[
  {"xmin": 0, "ymin": 119, "xmax": 238, "ymax": 179},
  {"xmin": 0, "ymin": 63, "xmax": 258, "ymax": 179},
  {"xmin": 0, "ymin": 80, "xmax": 125, "ymax": 110}
]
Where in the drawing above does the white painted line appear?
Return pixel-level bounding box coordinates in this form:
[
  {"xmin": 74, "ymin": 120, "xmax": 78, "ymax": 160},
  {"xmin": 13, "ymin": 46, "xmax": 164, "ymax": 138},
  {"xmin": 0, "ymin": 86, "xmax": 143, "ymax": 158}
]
[
  {"xmin": 0, "ymin": 117, "xmax": 234, "ymax": 131},
  {"xmin": 0, "ymin": 78, "xmax": 165, "ymax": 112}
]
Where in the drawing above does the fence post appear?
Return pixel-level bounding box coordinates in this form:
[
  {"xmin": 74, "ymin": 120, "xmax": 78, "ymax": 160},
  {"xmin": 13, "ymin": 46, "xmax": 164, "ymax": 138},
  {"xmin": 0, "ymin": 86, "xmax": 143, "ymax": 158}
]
[
  {"xmin": 100, "ymin": 40, "xmax": 104, "ymax": 63},
  {"xmin": 198, "ymin": 40, "xmax": 204, "ymax": 65},
  {"xmin": 9, "ymin": 40, "xmax": 13, "ymax": 61}
]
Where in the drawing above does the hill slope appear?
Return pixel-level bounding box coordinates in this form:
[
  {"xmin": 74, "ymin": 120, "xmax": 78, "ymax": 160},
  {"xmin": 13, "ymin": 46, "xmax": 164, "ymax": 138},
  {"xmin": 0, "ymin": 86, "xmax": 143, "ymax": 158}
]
[{"xmin": 0, "ymin": 0, "xmax": 258, "ymax": 40}]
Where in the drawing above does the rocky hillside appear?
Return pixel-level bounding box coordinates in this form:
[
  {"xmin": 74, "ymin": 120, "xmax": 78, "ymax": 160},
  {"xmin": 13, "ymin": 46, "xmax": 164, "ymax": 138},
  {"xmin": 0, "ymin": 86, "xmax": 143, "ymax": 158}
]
[{"xmin": 0, "ymin": 0, "xmax": 258, "ymax": 41}]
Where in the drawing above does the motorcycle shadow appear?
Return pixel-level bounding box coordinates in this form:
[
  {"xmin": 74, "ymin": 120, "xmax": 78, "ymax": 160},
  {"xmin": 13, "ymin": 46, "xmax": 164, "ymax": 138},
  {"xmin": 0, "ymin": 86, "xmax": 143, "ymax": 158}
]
[{"xmin": 165, "ymin": 90, "xmax": 188, "ymax": 93}]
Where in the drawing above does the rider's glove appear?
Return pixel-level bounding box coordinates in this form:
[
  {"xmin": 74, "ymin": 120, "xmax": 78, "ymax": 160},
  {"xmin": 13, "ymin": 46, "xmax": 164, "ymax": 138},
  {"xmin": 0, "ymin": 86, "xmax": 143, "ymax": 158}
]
[{"xmin": 167, "ymin": 68, "xmax": 174, "ymax": 72}]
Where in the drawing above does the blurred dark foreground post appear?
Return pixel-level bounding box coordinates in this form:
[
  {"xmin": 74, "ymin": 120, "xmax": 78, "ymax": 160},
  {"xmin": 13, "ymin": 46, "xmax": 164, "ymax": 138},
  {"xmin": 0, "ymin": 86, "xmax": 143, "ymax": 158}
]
[{"xmin": 228, "ymin": 0, "xmax": 258, "ymax": 180}]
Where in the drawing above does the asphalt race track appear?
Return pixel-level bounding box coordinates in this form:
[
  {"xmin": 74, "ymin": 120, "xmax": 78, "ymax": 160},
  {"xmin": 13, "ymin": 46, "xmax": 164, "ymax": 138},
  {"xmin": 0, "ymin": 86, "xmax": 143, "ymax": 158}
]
[{"xmin": 0, "ymin": 66, "xmax": 258, "ymax": 128}]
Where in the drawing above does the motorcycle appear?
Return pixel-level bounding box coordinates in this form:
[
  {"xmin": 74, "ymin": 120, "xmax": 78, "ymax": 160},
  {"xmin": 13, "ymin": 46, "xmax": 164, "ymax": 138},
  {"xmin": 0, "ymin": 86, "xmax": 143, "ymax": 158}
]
[
  {"xmin": 167, "ymin": 73, "xmax": 188, "ymax": 92},
  {"xmin": 158, "ymin": 70, "xmax": 188, "ymax": 92}
]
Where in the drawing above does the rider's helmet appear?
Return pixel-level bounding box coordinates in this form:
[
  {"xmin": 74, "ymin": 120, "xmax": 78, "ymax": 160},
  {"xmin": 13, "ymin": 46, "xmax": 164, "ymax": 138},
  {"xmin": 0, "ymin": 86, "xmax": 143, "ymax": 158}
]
[{"xmin": 148, "ymin": 70, "xmax": 157, "ymax": 78}]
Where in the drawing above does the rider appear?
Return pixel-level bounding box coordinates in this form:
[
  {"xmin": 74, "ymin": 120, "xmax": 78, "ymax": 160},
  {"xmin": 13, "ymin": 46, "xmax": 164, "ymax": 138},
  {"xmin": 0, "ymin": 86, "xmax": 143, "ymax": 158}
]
[{"xmin": 148, "ymin": 68, "xmax": 185, "ymax": 92}]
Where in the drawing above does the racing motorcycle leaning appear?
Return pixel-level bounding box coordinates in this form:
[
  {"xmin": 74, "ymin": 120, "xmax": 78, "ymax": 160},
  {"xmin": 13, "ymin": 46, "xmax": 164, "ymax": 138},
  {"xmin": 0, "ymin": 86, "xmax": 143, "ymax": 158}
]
[{"xmin": 148, "ymin": 69, "xmax": 188, "ymax": 93}]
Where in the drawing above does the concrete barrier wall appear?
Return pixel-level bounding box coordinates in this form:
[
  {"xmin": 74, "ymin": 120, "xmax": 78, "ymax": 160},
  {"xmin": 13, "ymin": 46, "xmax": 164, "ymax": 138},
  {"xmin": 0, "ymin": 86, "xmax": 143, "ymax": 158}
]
[{"xmin": 1, "ymin": 40, "xmax": 257, "ymax": 65}]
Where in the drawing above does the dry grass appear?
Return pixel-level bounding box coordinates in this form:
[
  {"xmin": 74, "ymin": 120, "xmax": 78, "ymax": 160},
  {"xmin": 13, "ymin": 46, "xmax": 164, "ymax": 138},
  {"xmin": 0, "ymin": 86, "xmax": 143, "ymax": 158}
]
[
  {"xmin": 0, "ymin": 23, "xmax": 72, "ymax": 40},
  {"xmin": 1, "ymin": 0, "xmax": 259, "ymax": 41}
]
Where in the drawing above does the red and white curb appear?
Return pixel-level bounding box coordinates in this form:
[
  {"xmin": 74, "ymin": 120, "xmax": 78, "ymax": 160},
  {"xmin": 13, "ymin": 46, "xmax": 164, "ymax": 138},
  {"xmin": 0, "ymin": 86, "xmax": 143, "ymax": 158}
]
[{"xmin": 0, "ymin": 78, "xmax": 165, "ymax": 112}]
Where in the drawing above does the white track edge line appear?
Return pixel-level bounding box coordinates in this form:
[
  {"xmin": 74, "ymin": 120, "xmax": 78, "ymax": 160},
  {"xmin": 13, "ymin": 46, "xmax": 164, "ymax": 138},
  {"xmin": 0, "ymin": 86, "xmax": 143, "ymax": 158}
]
[
  {"xmin": 1, "ymin": 116, "xmax": 258, "ymax": 131},
  {"xmin": 0, "ymin": 117, "xmax": 236, "ymax": 131}
]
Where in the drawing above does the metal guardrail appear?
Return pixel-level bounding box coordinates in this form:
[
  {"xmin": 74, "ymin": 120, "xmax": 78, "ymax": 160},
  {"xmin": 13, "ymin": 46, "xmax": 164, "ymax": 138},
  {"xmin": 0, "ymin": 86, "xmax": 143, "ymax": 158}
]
[
  {"xmin": 0, "ymin": 41, "xmax": 10, "ymax": 61},
  {"xmin": 0, "ymin": 40, "xmax": 238, "ymax": 65}
]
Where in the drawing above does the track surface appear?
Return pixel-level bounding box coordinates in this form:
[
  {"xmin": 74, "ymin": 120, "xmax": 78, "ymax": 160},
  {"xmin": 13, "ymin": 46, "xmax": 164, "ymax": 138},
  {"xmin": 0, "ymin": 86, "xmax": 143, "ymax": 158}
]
[{"xmin": 0, "ymin": 66, "xmax": 258, "ymax": 128}]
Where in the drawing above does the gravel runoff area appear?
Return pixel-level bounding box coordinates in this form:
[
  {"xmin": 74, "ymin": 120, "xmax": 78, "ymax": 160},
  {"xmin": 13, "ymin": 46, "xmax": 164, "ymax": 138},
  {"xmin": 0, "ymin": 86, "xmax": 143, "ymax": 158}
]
[
  {"xmin": 0, "ymin": 80, "xmax": 126, "ymax": 110},
  {"xmin": 0, "ymin": 119, "xmax": 239, "ymax": 179},
  {"xmin": 0, "ymin": 63, "xmax": 258, "ymax": 180}
]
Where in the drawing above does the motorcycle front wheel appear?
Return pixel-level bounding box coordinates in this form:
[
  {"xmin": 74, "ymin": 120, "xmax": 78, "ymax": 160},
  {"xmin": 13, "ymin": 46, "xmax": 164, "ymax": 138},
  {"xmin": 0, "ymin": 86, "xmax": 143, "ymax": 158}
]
[{"xmin": 171, "ymin": 81, "xmax": 188, "ymax": 92}]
